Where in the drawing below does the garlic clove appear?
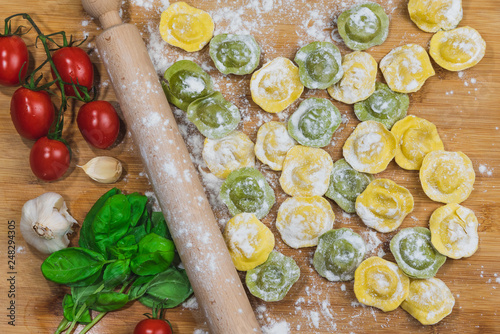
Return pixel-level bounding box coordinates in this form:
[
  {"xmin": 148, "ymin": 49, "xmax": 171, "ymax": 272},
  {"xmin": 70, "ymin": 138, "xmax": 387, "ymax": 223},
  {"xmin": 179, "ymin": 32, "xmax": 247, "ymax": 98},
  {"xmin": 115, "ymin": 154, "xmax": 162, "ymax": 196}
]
[
  {"xmin": 20, "ymin": 192, "xmax": 77, "ymax": 254},
  {"xmin": 80, "ymin": 156, "xmax": 123, "ymax": 184}
]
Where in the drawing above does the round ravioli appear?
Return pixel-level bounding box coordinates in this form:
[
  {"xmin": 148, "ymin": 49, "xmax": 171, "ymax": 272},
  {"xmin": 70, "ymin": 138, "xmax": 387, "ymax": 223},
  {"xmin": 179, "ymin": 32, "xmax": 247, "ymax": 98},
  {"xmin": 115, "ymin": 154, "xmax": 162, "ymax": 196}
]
[
  {"xmin": 187, "ymin": 92, "xmax": 241, "ymax": 139},
  {"xmin": 250, "ymin": 57, "xmax": 304, "ymax": 113},
  {"xmin": 246, "ymin": 251, "xmax": 300, "ymax": 302},
  {"xmin": 223, "ymin": 213, "xmax": 275, "ymax": 271},
  {"xmin": 337, "ymin": 2, "xmax": 390, "ymax": 51},
  {"xmin": 354, "ymin": 82, "xmax": 409, "ymax": 130},
  {"xmin": 343, "ymin": 121, "xmax": 397, "ymax": 174},
  {"xmin": 408, "ymin": 0, "xmax": 462, "ymax": 33},
  {"xmin": 420, "ymin": 150, "xmax": 475, "ymax": 204},
  {"xmin": 203, "ymin": 131, "xmax": 255, "ymax": 179},
  {"xmin": 391, "ymin": 116, "xmax": 444, "ymax": 171},
  {"xmin": 380, "ymin": 44, "xmax": 435, "ymax": 93},
  {"xmin": 288, "ymin": 98, "xmax": 341, "ymax": 148},
  {"xmin": 429, "ymin": 26, "xmax": 486, "ymax": 72},
  {"xmin": 325, "ymin": 159, "xmax": 374, "ymax": 214},
  {"xmin": 354, "ymin": 257, "xmax": 410, "ymax": 312},
  {"xmin": 313, "ymin": 228, "xmax": 366, "ymax": 281},
  {"xmin": 294, "ymin": 41, "xmax": 343, "ymax": 89},
  {"xmin": 429, "ymin": 203, "xmax": 479, "ymax": 259},
  {"xmin": 356, "ymin": 179, "xmax": 414, "ymax": 233},
  {"xmin": 276, "ymin": 196, "xmax": 335, "ymax": 249},
  {"xmin": 401, "ymin": 278, "xmax": 455, "ymax": 325},
  {"xmin": 327, "ymin": 51, "xmax": 377, "ymax": 104},
  {"xmin": 209, "ymin": 34, "xmax": 261, "ymax": 75},
  {"xmin": 390, "ymin": 227, "xmax": 446, "ymax": 279},
  {"xmin": 220, "ymin": 167, "xmax": 275, "ymax": 219},
  {"xmin": 162, "ymin": 60, "xmax": 214, "ymax": 111},
  {"xmin": 159, "ymin": 2, "xmax": 214, "ymax": 52},
  {"xmin": 255, "ymin": 121, "xmax": 296, "ymax": 171},
  {"xmin": 280, "ymin": 146, "xmax": 334, "ymax": 197}
]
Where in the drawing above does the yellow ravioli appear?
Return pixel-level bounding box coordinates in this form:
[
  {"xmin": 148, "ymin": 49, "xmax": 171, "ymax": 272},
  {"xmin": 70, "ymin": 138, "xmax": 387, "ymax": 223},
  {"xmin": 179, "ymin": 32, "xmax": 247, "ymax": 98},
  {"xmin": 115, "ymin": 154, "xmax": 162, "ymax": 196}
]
[
  {"xmin": 355, "ymin": 179, "xmax": 414, "ymax": 233},
  {"xmin": 250, "ymin": 57, "xmax": 304, "ymax": 113},
  {"xmin": 343, "ymin": 121, "xmax": 397, "ymax": 174},
  {"xmin": 202, "ymin": 131, "xmax": 255, "ymax": 179},
  {"xmin": 429, "ymin": 27, "xmax": 486, "ymax": 71},
  {"xmin": 380, "ymin": 44, "xmax": 435, "ymax": 93},
  {"xmin": 354, "ymin": 257, "xmax": 410, "ymax": 312},
  {"xmin": 159, "ymin": 2, "xmax": 214, "ymax": 52},
  {"xmin": 408, "ymin": 0, "xmax": 463, "ymax": 33},
  {"xmin": 223, "ymin": 213, "xmax": 275, "ymax": 271},
  {"xmin": 276, "ymin": 196, "xmax": 335, "ymax": 248},
  {"xmin": 391, "ymin": 116, "xmax": 444, "ymax": 170},
  {"xmin": 327, "ymin": 51, "xmax": 377, "ymax": 104},
  {"xmin": 280, "ymin": 146, "xmax": 333, "ymax": 197},
  {"xmin": 402, "ymin": 278, "xmax": 455, "ymax": 325},
  {"xmin": 254, "ymin": 121, "xmax": 296, "ymax": 171},
  {"xmin": 429, "ymin": 203, "xmax": 479, "ymax": 259},
  {"xmin": 420, "ymin": 150, "xmax": 475, "ymax": 204}
]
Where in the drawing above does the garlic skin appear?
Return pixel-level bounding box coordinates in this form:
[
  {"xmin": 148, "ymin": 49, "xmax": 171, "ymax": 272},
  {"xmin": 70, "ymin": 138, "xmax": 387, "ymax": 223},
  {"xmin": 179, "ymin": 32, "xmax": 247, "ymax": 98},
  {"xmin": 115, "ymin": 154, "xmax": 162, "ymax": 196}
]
[
  {"xmin": 20, "ymin": 193, "xmax": 77, "ymax": 254},
  {"xmin": 80, "ymin": 156, "xmax": 123, "ymax": 184}
]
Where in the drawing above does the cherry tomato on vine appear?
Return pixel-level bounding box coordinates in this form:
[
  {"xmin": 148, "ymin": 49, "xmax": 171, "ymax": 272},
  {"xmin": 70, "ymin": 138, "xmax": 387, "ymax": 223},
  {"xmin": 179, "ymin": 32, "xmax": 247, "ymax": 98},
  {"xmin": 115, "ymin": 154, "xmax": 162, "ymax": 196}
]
[
  {"xmin": 0, "ymin": 35, "xmax": 29, "ymax": 86},
  {"xmin": 10, "ymin": 87, "xmax": 55, "ymax": 140},
  {"xmin": 30, "ymin": 137, "xmax": 70, "ymax": 181},
  {"xmin": 77, "ymin": 101, "xmax": 120, "ymax": 149},
  {"xmin": 51, "ymin": 46, "xmax": 94, "ymax": 97},
  {"xmin": 133, "ymin": 318, "xmax": 173, "ymax": 334}
]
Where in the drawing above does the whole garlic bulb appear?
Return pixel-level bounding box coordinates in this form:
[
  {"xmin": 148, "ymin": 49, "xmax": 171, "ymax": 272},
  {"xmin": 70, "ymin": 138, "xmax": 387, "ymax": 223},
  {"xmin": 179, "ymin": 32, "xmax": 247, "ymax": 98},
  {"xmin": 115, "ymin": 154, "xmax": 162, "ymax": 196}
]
[{"xmin": 20, "ymin": 193, "xmax": 78, "ymax": 254}]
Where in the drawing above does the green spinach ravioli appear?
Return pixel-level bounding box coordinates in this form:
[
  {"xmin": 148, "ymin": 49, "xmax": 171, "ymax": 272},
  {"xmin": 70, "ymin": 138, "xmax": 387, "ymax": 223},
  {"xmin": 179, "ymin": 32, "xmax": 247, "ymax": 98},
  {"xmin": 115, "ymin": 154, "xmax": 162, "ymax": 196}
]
[
  {"xmin": 354, "ymin": 82, "xmax": 409, "ymax": 129},
  {"xmin": 337, "ymin": 2, "xmax": 389, "ymax": 51}
]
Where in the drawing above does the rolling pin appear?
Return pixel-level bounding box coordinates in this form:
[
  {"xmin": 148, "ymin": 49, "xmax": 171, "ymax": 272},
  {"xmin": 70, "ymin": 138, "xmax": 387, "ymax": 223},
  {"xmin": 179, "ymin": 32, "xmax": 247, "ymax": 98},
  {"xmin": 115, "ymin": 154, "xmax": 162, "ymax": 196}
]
[{"xmin": 81, "ymin": 0, "xmax": 261, "ymax": 333}]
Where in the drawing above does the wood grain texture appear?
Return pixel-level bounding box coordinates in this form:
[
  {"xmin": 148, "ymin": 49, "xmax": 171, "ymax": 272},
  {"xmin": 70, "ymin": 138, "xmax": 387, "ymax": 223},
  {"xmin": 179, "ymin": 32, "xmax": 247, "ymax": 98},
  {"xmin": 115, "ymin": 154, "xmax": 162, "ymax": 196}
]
[{"xmin": 0, "ymin": 0, "xmax": 499, "ymax": 333}]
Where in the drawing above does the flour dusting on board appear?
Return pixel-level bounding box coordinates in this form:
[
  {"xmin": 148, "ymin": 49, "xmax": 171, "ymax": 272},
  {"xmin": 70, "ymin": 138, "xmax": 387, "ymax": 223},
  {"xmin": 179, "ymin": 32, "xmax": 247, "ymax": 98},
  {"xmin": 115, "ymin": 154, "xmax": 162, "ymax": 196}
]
[{"xmin": 75, "ymin": 0, "xmax": 493, "ymax": 332}]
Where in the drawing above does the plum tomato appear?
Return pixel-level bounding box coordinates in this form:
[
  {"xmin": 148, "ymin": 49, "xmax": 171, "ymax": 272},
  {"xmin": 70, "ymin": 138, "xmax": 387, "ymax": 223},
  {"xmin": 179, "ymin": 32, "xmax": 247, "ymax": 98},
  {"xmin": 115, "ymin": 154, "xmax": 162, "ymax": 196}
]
[
  {"xmin": 77, "ymin": 101, "xmax": 120, "ymax": 149},
  {"xmin": 0, "ymin": 35, "xmax": 29, "ymax": 86},
  {"xmin": 10, "ymin": 87, "xmax": 55, "ymax": 140},
  {"xmin": 30, "ymin": 137, "xmax": 70, "ymax": 181},
  {"xmin": 51, "ymin": 46, "xmax": 94, "ymax": 97}
]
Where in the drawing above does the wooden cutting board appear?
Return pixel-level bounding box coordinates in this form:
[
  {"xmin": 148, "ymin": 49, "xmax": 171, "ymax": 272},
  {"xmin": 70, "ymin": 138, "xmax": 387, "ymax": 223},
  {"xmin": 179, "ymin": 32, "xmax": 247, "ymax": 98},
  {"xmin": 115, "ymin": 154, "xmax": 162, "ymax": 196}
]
[{"xmin": 1, "ymin": 0, "xmax": 499, "ymax": 333}]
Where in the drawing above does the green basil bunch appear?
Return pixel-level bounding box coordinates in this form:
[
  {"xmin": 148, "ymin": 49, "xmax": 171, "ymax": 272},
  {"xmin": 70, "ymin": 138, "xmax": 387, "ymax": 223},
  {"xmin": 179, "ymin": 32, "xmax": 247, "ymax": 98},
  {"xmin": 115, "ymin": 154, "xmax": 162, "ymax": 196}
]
[{"xmin": 41, "ymin": 188, "xmax": 192, "ymax": 334}]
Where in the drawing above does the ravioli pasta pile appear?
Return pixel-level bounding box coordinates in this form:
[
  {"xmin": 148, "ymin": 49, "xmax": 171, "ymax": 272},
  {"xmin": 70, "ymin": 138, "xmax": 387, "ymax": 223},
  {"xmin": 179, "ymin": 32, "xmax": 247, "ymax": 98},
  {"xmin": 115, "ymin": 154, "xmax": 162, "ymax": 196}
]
[{"xmin": 158, "ymin": 0, "xmax": 485, "ymax": 325}]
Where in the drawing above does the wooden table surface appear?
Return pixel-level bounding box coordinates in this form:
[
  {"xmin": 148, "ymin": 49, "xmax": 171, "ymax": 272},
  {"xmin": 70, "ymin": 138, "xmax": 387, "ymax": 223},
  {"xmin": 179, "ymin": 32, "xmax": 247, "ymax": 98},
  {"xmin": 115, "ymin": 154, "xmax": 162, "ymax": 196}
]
[{"xmin": 1, "ymin": 0, "xmax": 499, "ymax": 333}]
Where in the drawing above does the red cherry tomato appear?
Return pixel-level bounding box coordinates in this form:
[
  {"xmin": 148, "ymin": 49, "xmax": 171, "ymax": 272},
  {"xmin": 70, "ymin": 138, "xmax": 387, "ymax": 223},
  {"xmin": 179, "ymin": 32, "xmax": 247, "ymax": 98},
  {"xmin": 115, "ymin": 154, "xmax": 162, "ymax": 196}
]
[
  {"xmin": 0, "ymin": 35, "xmax": 29, "ymax": 86},
  {"xmin": 30, "ymin": 137, "xmax": 70, "ymax": 181},
  {"xmin": 77, "ymin": 101, "xmax": 120, "ymax": 149},
  {"xmin": 10, "ymin": 87, "xmax": 55, "ymax": 140},
  {"xmin": 51, "ymin": 46, "xmax": 94, "ymax": 97},
  {"xmin": 134, "ymin": 318, "xmax": 173, "ymax": 334}
]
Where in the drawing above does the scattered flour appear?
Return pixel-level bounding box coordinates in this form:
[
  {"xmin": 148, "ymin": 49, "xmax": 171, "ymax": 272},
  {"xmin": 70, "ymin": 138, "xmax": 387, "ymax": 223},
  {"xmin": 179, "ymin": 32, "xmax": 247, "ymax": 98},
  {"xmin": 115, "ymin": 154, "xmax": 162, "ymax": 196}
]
[
  {"xmin": 478, "ymin": 164, "xmax": 493, "ymax": 176},
  {"xmin": 262, "ymin": 320, "xmax": 291, "ymax": 334}
]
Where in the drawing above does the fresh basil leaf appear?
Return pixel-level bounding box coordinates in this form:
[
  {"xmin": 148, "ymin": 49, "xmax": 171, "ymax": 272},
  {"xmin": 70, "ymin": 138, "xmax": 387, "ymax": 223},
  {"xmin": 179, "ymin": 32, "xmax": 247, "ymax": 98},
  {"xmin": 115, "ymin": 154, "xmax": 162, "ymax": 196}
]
[
  {"xmin": 41, "ymin": 248, "xmax": 106, "ymax": 285},
  {"xmin": 131, "ymin": 234, "xmax": 175, "ymax": 276},
  {"xmin": 129, "ymin": 224, "xmax": 148, "ymax": 243},
  {"xmin": 62, "ymin": 294, "xmax": 91, "ymax": 324},
  {"xmin": 150, "ymin": 212, "xmax": 171, "ymax": 240},
  {"xmin": 93, "ymin": 194, "xmax": 131, "ymax": 255},
  {"xmin": 109, "ymin": 236, "xmax": 138, "ymax": 260},
  {"xmin": 103, "ymin": 259, "xmax": 131, "ymax": 288},
  {"xmin": 87, "ymin": 292, "xmax": 129, "ymax": 312},
  {"xmin": 66, "ymin": 270, "xmax": 102, "ymax": 287},
  {"xmin": 126, "ymin": 193, "xmax": 148, "ymax": 227},
  {"xmin": 79, "ymin": 188, "xmax": 120, "ymax": 252},
  {"xmin": 71, "ymin": 283, "xmax": 105, "ymax": 306},
  {"xmin": 128, "ymin": 275, "xmax": 155, "ymax": 300},
  {"xmin": 144, "ymin": 268, "xmax": 193, "ymax": 308}
]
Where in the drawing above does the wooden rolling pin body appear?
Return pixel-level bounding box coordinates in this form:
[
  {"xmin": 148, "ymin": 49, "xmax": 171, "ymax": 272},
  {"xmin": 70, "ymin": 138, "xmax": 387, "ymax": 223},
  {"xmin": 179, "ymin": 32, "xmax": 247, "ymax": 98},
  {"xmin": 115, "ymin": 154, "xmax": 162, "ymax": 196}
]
[{"xmin": 81, "ymin": 1, "xmax": 261, "ymax": 333}]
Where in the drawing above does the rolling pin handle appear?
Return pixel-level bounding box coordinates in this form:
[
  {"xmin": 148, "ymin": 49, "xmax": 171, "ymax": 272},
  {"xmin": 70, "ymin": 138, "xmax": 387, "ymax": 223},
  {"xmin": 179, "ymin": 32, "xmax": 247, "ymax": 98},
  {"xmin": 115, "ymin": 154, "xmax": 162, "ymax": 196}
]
[{"xmin": 81, "ymin": 0, "xmax": 122, "ymax": 29}]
